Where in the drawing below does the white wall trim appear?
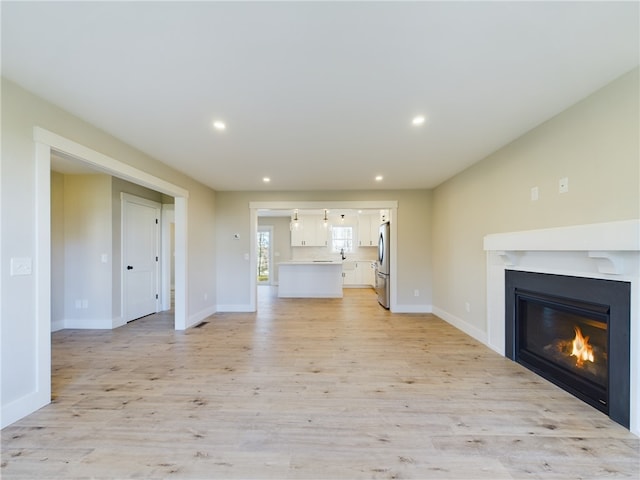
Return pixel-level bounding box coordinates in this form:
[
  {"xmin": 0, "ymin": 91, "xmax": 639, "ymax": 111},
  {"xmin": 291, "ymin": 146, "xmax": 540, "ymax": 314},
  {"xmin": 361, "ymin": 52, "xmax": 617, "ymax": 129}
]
[
  {"xmin": 394, "ymin": 304, "xmax": 432, "ymax": 314},
  {"xmin": 2, "ymin": 142, "xmax": 53, "ymax": 429},
  {"xmin": 34, "ymin": 127, "xmax": 189, "ymax": 198},
  {"xmin": 1, "ymin": 392, "xmax": 50, "ymax": 430},
  {"xmin": 174, "ymin": 197, "xmax": 188, "ymax": 330},
  {"xmin": 250, "ymin": 201, "xmax": 398, "ymax": 210},
  {"xmin": 161, "ymin": 205, "xmax": 175, "ymax": 311},
  {"xmin": 186, "ymin": 305, "xmax": 218, "ymax": 329},
  {"xmin": 63, "ymin": 318, "xmax": 115, "ymax": 330},
  {"xmin": 112, "ymin": 316, "xmax": 125, "ymax": 329},
  {"xmin": 432, "ymin": 306, "xmax": 491, "ymax": 349},
  {"xmin": 484, "ymin": 219, "xmax": 640, "ymax": 252},
  {"xmin": 51, "ymin": 320, "xmax": 65, "ymax": 333},
  {"xmin": 216, "ymin": 304, "xmax": 254, "ymax": 313}
]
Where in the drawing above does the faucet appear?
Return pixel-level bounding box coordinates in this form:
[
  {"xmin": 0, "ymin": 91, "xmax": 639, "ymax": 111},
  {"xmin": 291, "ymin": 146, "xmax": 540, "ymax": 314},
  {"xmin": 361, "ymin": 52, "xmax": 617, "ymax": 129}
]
[{"xmin": 340, "ymin": 248, "xmax": 346, "ymax": 260}]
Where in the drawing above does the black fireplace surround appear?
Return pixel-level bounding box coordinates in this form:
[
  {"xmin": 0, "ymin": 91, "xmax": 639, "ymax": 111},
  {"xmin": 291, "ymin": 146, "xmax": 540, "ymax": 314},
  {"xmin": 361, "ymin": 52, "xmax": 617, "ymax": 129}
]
[{"xmin": 505, "ymin": 270, "xmax": 630, "ymax": 428}]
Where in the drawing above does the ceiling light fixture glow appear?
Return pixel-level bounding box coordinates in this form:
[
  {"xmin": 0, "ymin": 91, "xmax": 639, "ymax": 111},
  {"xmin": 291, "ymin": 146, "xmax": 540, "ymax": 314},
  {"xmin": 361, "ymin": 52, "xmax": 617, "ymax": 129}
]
[
  {"xmin": 412, "ymin": 115, "xmax": 426, "ymax": 126},
  {"xmin": 263, "ymin": 177, "xmax": 270, "ymax": 183},
  {"xmin": 213, "ymin": 121, "xmax": 226, "ymax": 131},
  {"xmin": 375, "ymin": 175, "xmax": 383, "ymax": 182}
]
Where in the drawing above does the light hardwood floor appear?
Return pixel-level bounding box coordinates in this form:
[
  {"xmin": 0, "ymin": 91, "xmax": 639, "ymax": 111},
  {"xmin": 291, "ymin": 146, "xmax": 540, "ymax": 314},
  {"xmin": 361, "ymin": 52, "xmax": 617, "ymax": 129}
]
[{"xmin": 2, "ymin": 287, "xmax": 638, "ymax": 479}]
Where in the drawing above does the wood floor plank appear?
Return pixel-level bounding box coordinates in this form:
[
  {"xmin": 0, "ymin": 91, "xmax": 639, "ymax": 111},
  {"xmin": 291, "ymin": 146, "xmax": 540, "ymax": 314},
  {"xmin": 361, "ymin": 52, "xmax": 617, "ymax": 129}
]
[{"xmin": 1, "ymin": 287, "xmax": 638, "ymax": 479}]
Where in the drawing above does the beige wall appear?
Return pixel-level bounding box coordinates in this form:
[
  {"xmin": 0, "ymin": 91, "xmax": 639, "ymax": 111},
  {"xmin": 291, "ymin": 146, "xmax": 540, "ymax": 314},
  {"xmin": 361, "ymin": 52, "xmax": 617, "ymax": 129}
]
[
  {"xmin": 63, "ymin": 174, "xmax": 113, "ymax": 326},
  {"xmin": 431, "ymin": 68, "xmax": 639, "ymax": 335},
  {"xmin": 215, "ymin": 189, "xmax": 432, "ymax": 310}
]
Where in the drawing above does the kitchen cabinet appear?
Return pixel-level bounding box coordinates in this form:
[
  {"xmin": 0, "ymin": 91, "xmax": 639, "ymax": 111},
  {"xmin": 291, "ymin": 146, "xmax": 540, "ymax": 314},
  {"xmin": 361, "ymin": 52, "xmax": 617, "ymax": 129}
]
[
  {"xmin": 361, "ymin": 261, "xmax": 376, "ymax": 286},
  {"xmin": 342, "ymin": 261, "xmax": 357, "ymax": 284},
  {"xmin": 358, "ymin": 215, "xmax": 380, "ymax": 247},
  {"xmin": 291, "ymin": 215, "xmax": 329, "ymax": 247},
  {"xmin": 342, "ymin": 260, "xmax": 376, "ymax": 287},
  {"xmin": 278, "ymin": 261, "xmax": 343, "ymax": 298}
]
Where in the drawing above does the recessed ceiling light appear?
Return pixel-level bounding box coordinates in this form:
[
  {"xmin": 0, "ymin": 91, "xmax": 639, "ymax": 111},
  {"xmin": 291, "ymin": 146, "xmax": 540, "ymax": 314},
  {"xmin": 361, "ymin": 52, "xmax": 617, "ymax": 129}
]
[
  {"xmin": 375, "ymin": 175, "xmax": 383, "ymax": 182},
  {"xmin": 412, "ymin": 115, "xmax": 426, "ymax": 126},
  {"xmin": 213, "ymin": 121, "xmax": 226, "ymax": 131},
  {"xmin": 263, "ymin": 177, "xmax": 271, "ymax": 183}
]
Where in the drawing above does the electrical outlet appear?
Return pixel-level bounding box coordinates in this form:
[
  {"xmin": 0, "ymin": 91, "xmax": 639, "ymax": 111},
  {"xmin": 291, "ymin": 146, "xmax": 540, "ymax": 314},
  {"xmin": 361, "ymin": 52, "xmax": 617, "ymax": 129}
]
[
  {"xmin": 465, "ymin": 302, "xmax": 471, "ymax": 313},
  {"xmin": 414, "ymin": 289, "xmax": 419, "ymax": 297}
]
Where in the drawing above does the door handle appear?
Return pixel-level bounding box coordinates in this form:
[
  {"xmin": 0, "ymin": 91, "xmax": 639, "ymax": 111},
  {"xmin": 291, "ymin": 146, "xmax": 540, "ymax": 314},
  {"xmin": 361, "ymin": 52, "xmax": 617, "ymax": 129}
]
[{"xmin": 127, "ymin": 265, "xmax": 133, "ymax": 270}]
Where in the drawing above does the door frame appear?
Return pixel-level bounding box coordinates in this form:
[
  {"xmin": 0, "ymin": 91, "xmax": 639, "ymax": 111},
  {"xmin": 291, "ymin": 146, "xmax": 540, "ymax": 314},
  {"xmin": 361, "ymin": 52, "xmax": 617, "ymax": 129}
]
[
  {"xmin": 161, "ymin": 204, "xmax": 175, "ymax": 311},
  {"xmin": 249, "ymin": 201, "xmax": 398, "ymax": 312},
  {"xmin": 34, "ymin": 127, "xmax": 189, "ymax": 330}
]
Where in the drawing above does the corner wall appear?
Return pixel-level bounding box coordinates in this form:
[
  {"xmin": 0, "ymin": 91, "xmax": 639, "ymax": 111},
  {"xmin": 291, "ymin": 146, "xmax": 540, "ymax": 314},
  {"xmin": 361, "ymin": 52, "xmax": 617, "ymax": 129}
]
[{"xmin": 431, "ymin": 68, "xmax": 640, "ymax": 342}]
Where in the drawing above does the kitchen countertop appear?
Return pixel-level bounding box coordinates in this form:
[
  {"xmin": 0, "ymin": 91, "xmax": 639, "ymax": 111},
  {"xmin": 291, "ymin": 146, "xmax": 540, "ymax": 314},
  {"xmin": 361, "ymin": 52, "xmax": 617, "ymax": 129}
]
[{"xmin": 278, "ymin": 260, "xmax": 343, "ymax": 265}]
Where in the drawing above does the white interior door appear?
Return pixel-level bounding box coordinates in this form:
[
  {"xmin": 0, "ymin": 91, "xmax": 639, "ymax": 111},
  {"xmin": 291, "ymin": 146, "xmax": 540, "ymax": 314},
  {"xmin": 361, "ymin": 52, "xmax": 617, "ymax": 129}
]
[{"xmin": 122, "ymin": 193, "xmax": 161, "ymax": 322}]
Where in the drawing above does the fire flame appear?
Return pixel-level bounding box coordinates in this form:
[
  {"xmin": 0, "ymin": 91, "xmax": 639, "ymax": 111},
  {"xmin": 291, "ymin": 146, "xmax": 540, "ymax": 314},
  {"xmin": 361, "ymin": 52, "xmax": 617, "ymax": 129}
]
[{"xmin": 570, "ymin": 326, "xmax": 594, "ymax": 367}]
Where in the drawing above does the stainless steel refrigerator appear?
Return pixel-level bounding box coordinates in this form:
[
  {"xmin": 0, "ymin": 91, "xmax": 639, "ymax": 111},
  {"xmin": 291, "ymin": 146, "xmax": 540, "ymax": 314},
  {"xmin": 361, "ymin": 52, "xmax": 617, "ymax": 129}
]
[{"xmin": 376, "ymin": 221, "xmax": 390, "ymax": 308}]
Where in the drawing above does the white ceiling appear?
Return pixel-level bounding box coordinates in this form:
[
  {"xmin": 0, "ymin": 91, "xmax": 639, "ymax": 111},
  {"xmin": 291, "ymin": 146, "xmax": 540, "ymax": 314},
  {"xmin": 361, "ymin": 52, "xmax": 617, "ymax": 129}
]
[{"xmin": 3, "ymin": 2, "xmax": 638, "ymax": 191}]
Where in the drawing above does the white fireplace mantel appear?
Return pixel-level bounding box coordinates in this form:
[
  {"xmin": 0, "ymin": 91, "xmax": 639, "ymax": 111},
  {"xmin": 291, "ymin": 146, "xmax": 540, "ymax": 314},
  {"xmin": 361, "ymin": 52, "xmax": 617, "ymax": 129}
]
[{"xmin": 483, "ymin": 219, "xmax": 640, "ymax": 436}]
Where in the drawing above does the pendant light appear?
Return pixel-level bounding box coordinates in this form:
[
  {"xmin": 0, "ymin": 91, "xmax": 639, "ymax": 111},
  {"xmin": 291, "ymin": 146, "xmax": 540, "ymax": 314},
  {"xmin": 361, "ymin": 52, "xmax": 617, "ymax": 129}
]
[
  {"xmin": 323, "ymin": 209, "xmax": 329, "ymax": 228},
  {"xmin": 290, "ymin": 209, "xmax": 300, "ymax": 230}
]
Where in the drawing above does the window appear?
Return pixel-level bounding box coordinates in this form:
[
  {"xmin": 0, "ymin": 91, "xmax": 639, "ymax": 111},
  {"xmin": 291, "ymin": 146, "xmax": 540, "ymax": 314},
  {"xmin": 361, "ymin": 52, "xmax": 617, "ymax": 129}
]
[
  {"xmin": 331, "ymin": 226, "xmax": 353, "ymax": 253},
  {"xmin": 257, "ymin": 229, "xmax": 270, "ymax": 283}
]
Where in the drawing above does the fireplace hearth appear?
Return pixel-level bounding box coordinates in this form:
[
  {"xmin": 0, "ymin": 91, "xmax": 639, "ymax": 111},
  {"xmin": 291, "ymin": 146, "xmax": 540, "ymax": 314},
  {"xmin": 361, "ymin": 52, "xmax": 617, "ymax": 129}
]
[{"xmin": 505, "ymin": 270, "xmax": 630, "ymax": 428}]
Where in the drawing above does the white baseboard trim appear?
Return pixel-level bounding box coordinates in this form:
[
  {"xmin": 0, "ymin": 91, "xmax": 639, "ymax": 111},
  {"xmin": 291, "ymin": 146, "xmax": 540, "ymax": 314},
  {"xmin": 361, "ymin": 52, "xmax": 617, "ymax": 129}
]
[
  {"xmin": 51, "ymin": 319, "xmax": 65, "ymax": 332},
  {"xmin": 63, "ymin": 318, "xmax": 113, "ymax": 329},
  {"xmin": 393, "ymin": 304, "xmax": 432, "ymax": 313},
  {"xmin": 215, "ymin": 304, "xmax": 254, "ymax": 313},
  {"xmin": 112, "ymin": 316, "xmax": 125, "ymax": 329},
  {"xmin": 1, "ymin": 390, "xmax": 50, "ymax": 429},
  {"xmin": 432, "ymin": 306, "xmax": 489, "ymax": 346},
  {"xmin": 186, "ymin": 305, "xmax": 218, "ymax": 329}
]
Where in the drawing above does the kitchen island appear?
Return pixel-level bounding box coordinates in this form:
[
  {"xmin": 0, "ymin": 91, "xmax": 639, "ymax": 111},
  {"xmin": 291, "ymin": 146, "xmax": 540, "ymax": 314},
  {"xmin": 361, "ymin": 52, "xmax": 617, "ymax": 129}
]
[{"xmin": 278, "ymin": 261, "xmax": 343, "ymax": 298}]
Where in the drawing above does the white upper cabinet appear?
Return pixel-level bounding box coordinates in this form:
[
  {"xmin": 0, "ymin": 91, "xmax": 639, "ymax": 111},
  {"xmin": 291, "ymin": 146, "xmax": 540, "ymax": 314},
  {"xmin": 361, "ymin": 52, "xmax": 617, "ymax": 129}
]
[
  {"xmin": 358, "ymin": 214, "xmax": 380, "ymax": 247},
  {"xmin": 291, "ymin": 215, "xmax": 328, "ymax": 247}
]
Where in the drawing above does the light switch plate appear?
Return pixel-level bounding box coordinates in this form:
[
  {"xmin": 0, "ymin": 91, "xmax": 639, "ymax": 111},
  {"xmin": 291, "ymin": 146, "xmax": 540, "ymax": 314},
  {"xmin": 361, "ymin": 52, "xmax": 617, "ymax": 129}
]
[
  {"xmin": 530, "ymin": 186, "xmax": 539, "ymax": 201},
  {"xmin": 559, "ymin": 177, "xmax": 569, "ymax": 194},
  {"xmin": 10, "ymin": 257, "xmax": 32, "ymax": 276}
]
